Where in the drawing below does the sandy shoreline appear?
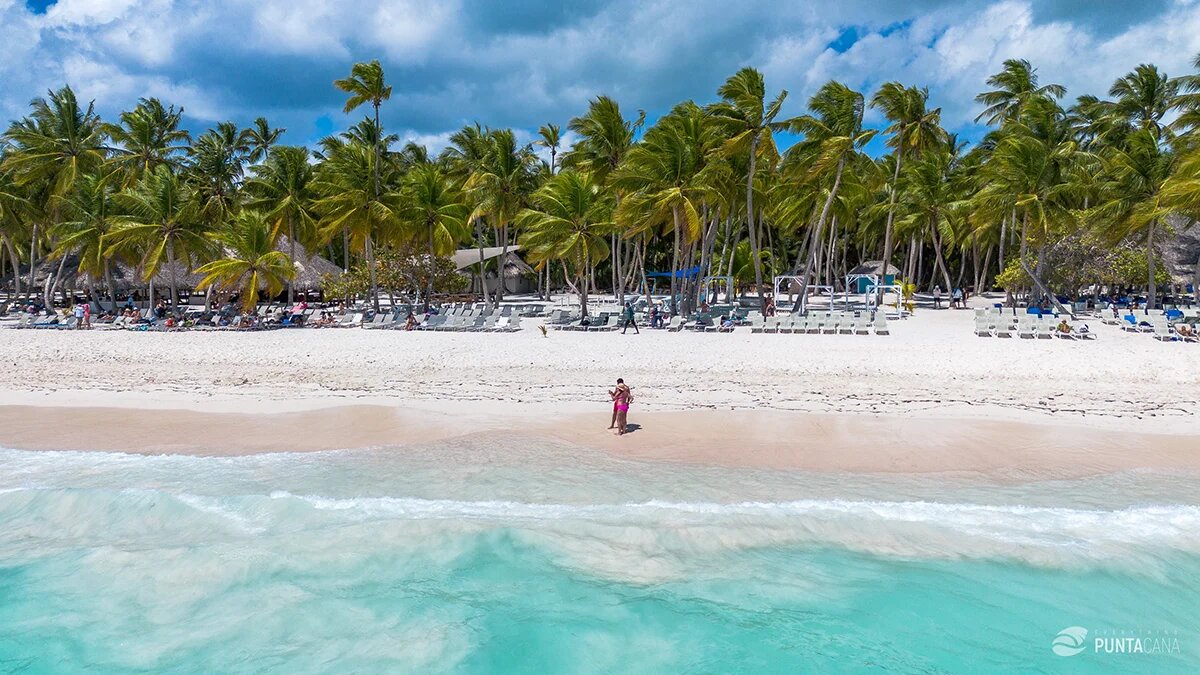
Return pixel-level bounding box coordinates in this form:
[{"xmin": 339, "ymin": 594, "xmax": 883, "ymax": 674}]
[
  {"xmin": 1, "ymin": 399, "xmax": 1198, "ymax": 479},
  {"xmin": 1, "ymin": 307, "xmax": 1197, "ymax": 477}
]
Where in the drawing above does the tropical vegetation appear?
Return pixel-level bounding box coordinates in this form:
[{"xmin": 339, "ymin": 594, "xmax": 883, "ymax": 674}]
[{"xmin": 4, "ymin": 56, "xmax": 1200, "ymax": 315}]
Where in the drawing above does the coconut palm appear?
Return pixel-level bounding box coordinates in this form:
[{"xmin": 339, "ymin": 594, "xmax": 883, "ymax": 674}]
[
  {"xmin": 788, "ymin": 81, "xmax": 877, "ymax": 310},
  {"xmin": 187, "ymin": 122, "xmax": 252, "ymax": 226},
  {"xmin": 0, "ymin": 164, "xmax": 32, "ymax": 294},
  {"xmin": 517, "ymin": 170, "xmax": 613, "ymax": 317},
  {"xmin": 1109, "ymin": 64, "xmax": 1177, "ymax": 141},
  {"xmin": 398, "ymin": 163, "xmax": 469, "ymax": 310},
  {"xmin": 245, "ymin": 117, "xmax": 284, "ymax": 164},
  {"xmin": 314, "ymin": 140, "xmax": 401, "ymax": 312},
  {"xmin": 870, "ymin": 82, "xmax": 946, "ymax": 301},
  {"xmin": 1092, "ymin": 129, "xmax": 1175, "ymax": 309},
  {"xmin": 244, "ymin": 146, "xmax": 318, "ymax": 303},
  {"xmin": 103, "ymin": 98, "xmax": 190, "ymax": 183},
  {"xmin": 562, "ymin": 96, "xmax": 645, "ymax": 301},
  {"xmin": 706, "ymin": 67, "xmax": 793, "ymax": 309},
  {"xmin": 1169, "ymin": 52, "xmax": 1200, "ymax": 143},
  {"xmin": 975, "ymin": 59, "xmax": 1066, "ymax": 126},
  {"xmin": 612, "ymin": 102, "xmax": 714, "ymax": 315},
  {"xmin": 196, "ymin": 210, "xmax": 294, "ymax": 313},
  {"xmin": 536, "ymin": 123, "xmax": 562, "ymax": 174},
  {"xmin": 464, "ymin": 129, "xmax": 539, "ymax": 306},
  {"xmin": 442, "ymin": 123, "xmax": 496, "ymax": 306},
  {"xmin": 107, "ymin": 165, "xmax": 215, "ymax": 307},
  {"xmin": 51, "ymin": 172, "xmax": 122, "ymax": 307},
  {"xmin": 3, "ymin": 85, "xmax": 107, "ymax": 300},
  {"xmin": 335, "ymin": 61, "xmax": 391, "ymax": 201}
]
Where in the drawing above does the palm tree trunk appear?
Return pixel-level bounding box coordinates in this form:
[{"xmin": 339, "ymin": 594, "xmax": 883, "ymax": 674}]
[
  {"xmin": 343, "ymin": 230, "xmax": 350, "ymax": 273},
  {"xmin": 475, "ymin": 218, "xmax": 491, "ymax": 307},
  {"xmin": 670, "ymin": 205, "xmax": 682, "ymax": 316},
  {"xmin": 578, "ymin": 250, "xmax": 590, "ymax": 318},
  {"xmin": 28, "ymin": 223, "xmax": 38, "ymax": 293},
  {"xmin": 287, "ymin": 215, "xmax": 296, "ymax": 304},
  {"xmin": 930, "ymin": 218, "xmax": 953, "ymax": 292},
  {"xmin": 878, "ymin": 148, "xmax": 903, "ymax": 304},
  {"xmin": 166, "ymin": 240, "xmax": 180, "ymax": 308},
  {"xmin": 1017, "ymin": 209, "xmax": 1070, "ymax": 317},
  {"xmin": 2, "ymin": 234, "xmax": 21, "ymax": 295},
  {"xmin": 104, "ymin": 260, "xmax": 116, "ymax": 310},
  {"xmin": 745, "ymin": 134, "xmax": 765, "ymax": 311},
  {"xmin": 365, "ymin": 234, "xmax": 380, "ymax": 312},
  {"xmin": 44, "ymin": 255, "xmax": 68, "ymax": 309},
  {"xmin": 426, "ymin": 221, "xmax": 436, "ymax": 313},
  {"xmin": 795, "ymin": 154, "xmax": 847, "ymax": 312},
  {"xmin": 1146, "ymin": 220, "xmax": 1157, "ymax": 310}
]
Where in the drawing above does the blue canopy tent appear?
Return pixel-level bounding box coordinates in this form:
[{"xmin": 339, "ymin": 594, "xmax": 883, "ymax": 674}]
[{"xmin": 645, "ymin": 266, "xmax": 702, "ymax": 303}]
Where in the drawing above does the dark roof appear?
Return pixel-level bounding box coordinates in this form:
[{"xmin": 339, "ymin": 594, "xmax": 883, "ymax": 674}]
[{"xmin": 848, "ymin": 261, "xmax": 901, "ymax": 276}]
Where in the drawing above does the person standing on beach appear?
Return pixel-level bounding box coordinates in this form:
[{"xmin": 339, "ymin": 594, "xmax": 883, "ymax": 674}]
[
  {"xmin": 621, "ymin": 302, "xmax": 639, "ymax": 334},
  {"xmin": 933, "ymin": 285, "xmax": 942, "ymax": 309},
  {"xmin": 609, "ymin": 378, "xmax": 632, "ymax": 435}
]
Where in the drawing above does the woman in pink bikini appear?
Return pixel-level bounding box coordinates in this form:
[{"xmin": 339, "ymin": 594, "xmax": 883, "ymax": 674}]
[{"xmin": 610, "ymin": 378, "xmax": 632, "ymax": 435}]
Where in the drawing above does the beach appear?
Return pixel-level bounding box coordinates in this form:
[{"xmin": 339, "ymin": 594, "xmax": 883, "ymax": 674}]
[
  {"xmin": 3, "ymin": 309, "xmax": 1200, "ymax": 671},
  {"xmin": 1, "ymin": 308, "xmax": 1197, "ymax": 472}
]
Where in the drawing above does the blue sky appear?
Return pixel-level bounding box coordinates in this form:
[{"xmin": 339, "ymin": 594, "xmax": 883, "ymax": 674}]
[{"xmin": 3, "ymin": 0, "xmax": 1199, "ymax": 156}]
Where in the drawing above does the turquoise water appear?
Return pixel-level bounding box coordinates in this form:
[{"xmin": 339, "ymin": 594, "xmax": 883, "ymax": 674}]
[{"xmin": 0, "ymin": 439, "xmax": 1197, "ymax": 673}]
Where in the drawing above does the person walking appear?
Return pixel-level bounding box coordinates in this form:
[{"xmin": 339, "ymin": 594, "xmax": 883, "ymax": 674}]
[{"xmin": 621, "ymin": 302, "xmax": 639, "ymax": 334}]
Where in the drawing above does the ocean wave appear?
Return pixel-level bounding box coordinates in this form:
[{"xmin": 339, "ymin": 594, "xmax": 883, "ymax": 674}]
[{"xmin": 2, "ymin": 487, "xmax": 1197, "ymax": 581}]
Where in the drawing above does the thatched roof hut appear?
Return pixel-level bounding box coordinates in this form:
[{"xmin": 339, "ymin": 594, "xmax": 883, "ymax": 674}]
[{"xmin": 24, "ymin": 237, "xmax": 341, "ymax": 293}]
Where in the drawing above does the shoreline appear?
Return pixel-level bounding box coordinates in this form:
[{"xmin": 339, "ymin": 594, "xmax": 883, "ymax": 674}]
[{"xmin": 2, "ymin": 397, "xmax": 1198, "ymax": 479}]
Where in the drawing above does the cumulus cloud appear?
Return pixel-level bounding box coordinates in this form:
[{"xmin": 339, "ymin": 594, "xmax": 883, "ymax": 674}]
[{"xmin": 2, "ymin": 0, "xmax": 1199, "ymax": 151}]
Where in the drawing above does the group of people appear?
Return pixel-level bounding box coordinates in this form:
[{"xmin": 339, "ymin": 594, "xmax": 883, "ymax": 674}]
[
  {"xmin": 931, "ymin": 286, "xmax": 970, "ymax": 309},
  {"xmin": 607, "ymin": 378, "xmax": 633, "ymax": 435}
]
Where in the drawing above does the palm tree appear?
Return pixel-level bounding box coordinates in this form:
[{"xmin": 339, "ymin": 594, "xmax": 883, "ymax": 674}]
[
  {"xmin": 245, "ymin": 117, "xmax": 284, "ymax": 164},
  {"xmin": 562, "ymin": 96, "xmax": 645, "ymax": 302},
  {"xmin": 0, "ymin": 164, "xmax": 32, "ymax": 295},
  {"xmin": 612, "ymin": 102, "xmax": 713, "ymax": 315},
  {"xmin": 103, "ymin": 97, "xmax": 190, "ymax": 183},
  {"xmin": 1092, "ymin": 129, "xmax": 1174, "ymax": 310},
  {"xmin": 1109, "ymin": 64, "xmax": 1177, "ymax": 140},
  {"xmin": 3, "ymin": 85, "xmax": 106, "ymax": 302},
  {"xmin": 465, "ymin": 129, "xmax": 539, "ymax": 307},
  {"xmin": 244, "ymin": 146, "xmax": 318, "ymax": 303},
  {"xmin": 398, "ymin": 163, "xmax": 469, "ymax": 311},
  {"xmin": 108, "ymin": 165, "xmax": 214, "ymax": 307},
  {"xmin": 974, "ymin": 59, "xmax": 1066, "ymax": 125},
  {"xmin": 187, "ymin": 122, "xmax": 252, "ymax": 226},
  {"xmin": 442, "ymin": 123, "xmax": 496, "ymax": 307},
  {"xmin": 870, "ymin": 82, "xmax": 945, "ymax": 301},
  {"xmin": 335, "ymin": 61, "xmax": 391, "ymax": 202},
  {"xmin": 1169, "ymin": 52, "xmax": 1200, "ymax": 143},
  {"xmin": 52, "ymin": 172, "xmax": 122, "ymax": 307},
  {"xmin": 706, "ymin": 67, "xmax": 793, "ymax": 310},
  {"xmin": 196, "ymin": 210, "xmax": 294, "ymax": 313},
  {"xmin": 517, "ymin": 170, "xmax": 613, "ymax": 317},
  {"xmin": 314, "ymin": 140, "xmax": 401, "ymax": 312},
  {"xmin": 536, "ymin": 123, "xmax": 562, "ymax": 174},
  {"xmin": 788, "ymin": 81, "xmax": 877, "ymax": 311}
]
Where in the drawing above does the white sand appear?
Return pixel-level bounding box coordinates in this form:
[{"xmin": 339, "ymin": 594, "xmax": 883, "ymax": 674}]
[
  {"xmin": 1, "ymin": 308, "xmax": 1196, "ymax": 427},
  {"xmin": 0, "ymin": 307, "xmax": 1197, "ymax": 474}
]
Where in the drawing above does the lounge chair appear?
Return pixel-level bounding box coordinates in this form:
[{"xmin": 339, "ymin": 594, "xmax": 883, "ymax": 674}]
[
  {"xmin": 1035, "ymin": 320, "xmax": 1054, "ymax": 339},
  {"xmin": 854, "ymin": 316, "xmax": 872, "ymax": 335},
  {"xmin": 1017, "ymin": 319, "xmax": 1035, "ymax": 339},
  {"xmin": 992, "ymin": 319, "xmax": 1013, "ymax": 338},
  {"xmin": 748, "ymin": 315, "xmax": 766, "ymax": 334},
  {"xmin": 762, "ymin": 316, "xmax": 779, "ymax": 334},
  {"xmin": 666, "ymin": 316, "xmax": 685, "ymax": 332},
  {"xmin": 1152, "ymin": 323, "xmax": 1177, "ymax": 341},
  {"xmin": 872, "ymin": 313, "xmax": 889, "ymax": 335},
  {"xmin": 974, "ymin": 317, "xmax": 992, "ymax": 337}
]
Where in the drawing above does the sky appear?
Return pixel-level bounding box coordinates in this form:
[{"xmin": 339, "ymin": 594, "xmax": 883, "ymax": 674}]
[{"xmin": 3, "ymin": 0, "xmax": 1200, "ymax": 156}]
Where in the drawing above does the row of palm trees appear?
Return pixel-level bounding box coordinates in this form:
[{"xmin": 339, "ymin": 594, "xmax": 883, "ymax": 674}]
[{"xmin": 3, "ymin": 56, "xmax": 1200, "ymax": 317}]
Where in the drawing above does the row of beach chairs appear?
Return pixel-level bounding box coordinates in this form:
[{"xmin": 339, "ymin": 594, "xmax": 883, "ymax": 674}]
[
  {"xmin": 749, "ymin": 311, "xmax": 889, "ymax": 335},
  {"xmin": 974, "ymin": 310, "xmax": 1095, "ymax": 339}
]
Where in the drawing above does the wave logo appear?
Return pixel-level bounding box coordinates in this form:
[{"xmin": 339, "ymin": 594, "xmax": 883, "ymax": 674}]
[{"xmin": 1053, "ymin": 626, "xmax": 1089, "ymax": 657}]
